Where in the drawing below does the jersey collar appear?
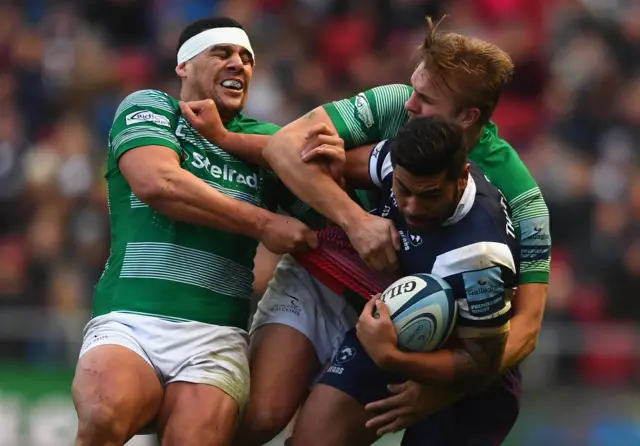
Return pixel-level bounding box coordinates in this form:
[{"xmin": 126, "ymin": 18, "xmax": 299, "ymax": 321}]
[{"xmin": 442, "ymin": 173, "xmax": 476, "ymax": 226}]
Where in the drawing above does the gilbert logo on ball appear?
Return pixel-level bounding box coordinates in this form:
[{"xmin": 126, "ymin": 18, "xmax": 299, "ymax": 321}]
[{"xmin": 379, "ymin": 273, "xmax": 457, "ymax": 352}]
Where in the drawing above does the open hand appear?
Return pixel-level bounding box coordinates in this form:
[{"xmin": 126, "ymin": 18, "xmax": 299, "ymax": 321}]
[{"xmin": 364, "ymin": 381, "xmax": 462, "ymax": 436}]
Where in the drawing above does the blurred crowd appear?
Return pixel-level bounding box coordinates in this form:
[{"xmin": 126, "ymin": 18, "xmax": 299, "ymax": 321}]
[{"xmin": 0, "ymin": 0, "xmax": 639, "ymax": 384}]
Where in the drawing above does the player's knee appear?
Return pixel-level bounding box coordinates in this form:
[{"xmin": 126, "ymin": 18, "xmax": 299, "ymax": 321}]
[
  {"xmin": 76, "ymin": 402, "xmax": 129, "ymax": 444},
  {"xmin": 240, "ymin": 401, "xmax": 293, "ymax": 445}
]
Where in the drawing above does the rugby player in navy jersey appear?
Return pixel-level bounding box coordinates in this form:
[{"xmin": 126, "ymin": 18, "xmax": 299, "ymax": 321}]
[{"xmin": 289, "ymin": 116, "xmax": 520, "ymax": 446}]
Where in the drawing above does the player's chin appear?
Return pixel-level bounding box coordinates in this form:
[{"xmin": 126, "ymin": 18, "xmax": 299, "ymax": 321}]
[
  {"xmin": 406, "ymin": 219, "xmax": 436, "ymax": 232},
  {"xmin": 216, "ymin": 92, "xmax": 246, "ymax": 116}
]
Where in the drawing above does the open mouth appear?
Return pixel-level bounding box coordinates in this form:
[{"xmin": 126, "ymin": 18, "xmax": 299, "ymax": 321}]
[{"xmin": 220, "ymin": 79, "xmax": 244, "ymax": 91}]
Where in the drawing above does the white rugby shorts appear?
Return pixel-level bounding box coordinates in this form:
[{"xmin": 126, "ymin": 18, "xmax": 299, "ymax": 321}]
[
  {"xmin": 250, "ymin": 255, "xmax": 358, "ymax": 366},
  {"xmin": 79, "ymin": 312, "xmax": 250, "ymax": 411}
]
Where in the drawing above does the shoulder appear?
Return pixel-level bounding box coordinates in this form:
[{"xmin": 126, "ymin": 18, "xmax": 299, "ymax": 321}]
[
  {"xmin": 469, "ymin": 164, "xmax": 507, "ymax": 216},
  {"xmin": 468, "ymin": 168, "xmax": 514, "ymax": 239},
  {"xmin": 112, "ymin": 90, "xmax": 179, "ymax": 131},
  {"xmin": 471, "ymin": 123, "xmax": 539, "ymax": 200},
  {"xmin": 364, "ymin": 84, "xmax": 413, "ymax": 115},
  {"xmin": 367, "ymin": 84, "xmax": 413, "ymax": 97},
  {"xmin": 440, "ymin": 171, "xmax": 516, "ymax": 266},
  {"xmin": 115, "ymin": 89, "xmax": 179, "ymax": 116}
]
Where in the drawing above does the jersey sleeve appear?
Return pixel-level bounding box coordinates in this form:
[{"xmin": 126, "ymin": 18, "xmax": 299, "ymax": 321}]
[
  {"xmin": 509, "ymin": 188, "xmax": 551, "ymax": 284},
  {"xmin": 322, "ymin": 84, "xmax": 412, "ymax": 149},
  {"xmin": 432, "ymin": 242, "xmax": 516, "ymax": 338},
  {"xmin": 368, "ymin": 140, "xmax": 393, "ymax": 187},
  {"xmin": 473, "ymin": 139, "xmax": 551, "ymax": 285},
  {"xmin": 109, "ymin": 89, "xmax": 181, "ymax": 162}
]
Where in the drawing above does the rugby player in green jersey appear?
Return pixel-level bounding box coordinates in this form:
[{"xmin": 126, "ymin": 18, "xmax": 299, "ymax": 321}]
[
  {"xmin": 185, "ymin": 18, "xmax": 550, "ymax": 445},
  {"xmin": 71, "ymin": 17, "xmax": 319, "ymax": 446}
]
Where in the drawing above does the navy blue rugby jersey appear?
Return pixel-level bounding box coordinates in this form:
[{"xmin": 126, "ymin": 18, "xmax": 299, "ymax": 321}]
[{"xmin": 368, "ymin": 140, "xmax": 520, "ymax": 337}]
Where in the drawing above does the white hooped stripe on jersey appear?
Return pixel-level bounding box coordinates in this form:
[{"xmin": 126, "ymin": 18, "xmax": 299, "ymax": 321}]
[
  {"xmin": 369, "ymin": 140, "xmax": 391, "ymax": 187},
  {"xmin": 177, "ymin": 27, "xmax": 254, "ymax": 65},
  {"xmin": 432, "ymin": 241, "xmax": 517, "ymax": 278}
]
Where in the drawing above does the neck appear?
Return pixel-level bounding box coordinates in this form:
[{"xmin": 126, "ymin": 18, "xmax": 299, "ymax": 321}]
[
  {"xmin": 463, "ymin": 125, "xmax": 484, "ymax": 153},
  {"xmin": 180, "ymin": 84, "xmax": 200, "ymax": 104}
]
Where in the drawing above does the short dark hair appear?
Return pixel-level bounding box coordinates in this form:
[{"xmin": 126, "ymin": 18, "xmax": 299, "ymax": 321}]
[
  {"xmin": 390, "ymin": 116, "xmax": 467, "ymax": 180},
  {"xmin": 177, "ymin": 17, "xmax": 245, "ymax": 56}
]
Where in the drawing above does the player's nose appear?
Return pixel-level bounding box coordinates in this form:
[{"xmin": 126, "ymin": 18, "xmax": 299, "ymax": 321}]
[
  {"xmin": 403, "ymin": 198, "xmax": 423, "ymax": 216},
  {"xmin": 225, "ymin": 52, "xmax": 244, "ymax": 71},
  {"xmin": 404, "ymin": 93, "xmax": 419, "ymax": 114}
]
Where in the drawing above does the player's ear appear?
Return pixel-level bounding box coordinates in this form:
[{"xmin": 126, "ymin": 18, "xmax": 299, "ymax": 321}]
[
  {"xmin": 458, "ymin": 163, "xmax": 470, "ymax": 189},
  {"xmin": 175, "ymin": 62, "xmax": 187, "ymax": 79},
  {"xmin": 458, "ymin": 108, "xmax": 480, "ymax": 129}
]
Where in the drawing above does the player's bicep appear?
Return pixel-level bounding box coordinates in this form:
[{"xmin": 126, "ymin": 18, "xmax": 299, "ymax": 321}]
[
  {"xmin": 322, "ymin": 84, "xmax": 411, "ymax": 148},
  {"xmin": 433, "ymin": 242, "xmax": 516, "ymax": 338},
  {"xmin": 454, "ymin": 263, "xmax": 513, "ymax": 340},
  {"xmin": 118, "ymin": 145, "xmax": 181, "ymax": 200},
  {"xmin": 283, "ymin": 106, "xmax": 337, "ymax": 138},
  {"xmin": 262, "ymin": 106, "xmax": 337, "ymax": 163}
]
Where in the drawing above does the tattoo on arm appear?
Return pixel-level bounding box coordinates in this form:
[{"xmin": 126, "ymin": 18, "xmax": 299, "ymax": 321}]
[
  {"xmin": 451, "ymin": 332, "xmax": 507, "ymax": 392},
  {"xmin": 304, "ymin": 110, "xmax": 316, "ymax": 120}
]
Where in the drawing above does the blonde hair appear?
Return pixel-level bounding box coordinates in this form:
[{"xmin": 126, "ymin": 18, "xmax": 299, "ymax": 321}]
[{"xmin": 419, "ymin": 16, "xmax": 515, "ymax": 125}]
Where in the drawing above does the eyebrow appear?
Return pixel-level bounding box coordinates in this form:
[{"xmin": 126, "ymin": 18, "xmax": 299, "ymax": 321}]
[
  {"xmin": 416, "ymin": 90, "xmax": 437, "ymax": 103},
  {"xmin": 210, "ymin": 44, "xmax": 232, "ymax": 52},
  {"xmin": 210, "ymin": 45, "xmax": 254, "ymax": 60},
  {"xmin": 396, "ymin": 177, "xmax": 441, "ymax": 195}
]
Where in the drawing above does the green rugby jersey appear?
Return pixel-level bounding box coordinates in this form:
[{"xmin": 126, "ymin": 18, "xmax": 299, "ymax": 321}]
[
  {"xmin": 94, "ymin": 89, "xmax": 316, "ymax": 328},
  {"xmin": 323, "ymin": 84, "xmax": 551, "ymax": 284}
]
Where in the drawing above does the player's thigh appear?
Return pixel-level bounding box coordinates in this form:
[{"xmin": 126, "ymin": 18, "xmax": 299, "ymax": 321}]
[
  {"xmin": 400, "ymin": 408, "xmax": 455, "ymax": 446},
  {"xmin": 291, "ymin": 384, "xmax": 377, "ymax": 446},
  {"xmin": 157, "ymin": 382, "xmax": 239, "ymax": 446},
  {"xmin": 292, "ymin": 330, "xmax": 401, "ymax": 446},
  {"xmin": 402, "ymin": 377, "xmax": 520, "ymax": 446},
  {"xmin": 73, "ymin": 344, "xmax": 162, "ymax": 439},
  {"xmin": 250, "ymin": 255, "xmax": 359, "ymax": 367},
  {"xmin": 245, "ymin": 323, "xmax": 321, "ymax": 424},
  {"xmin": 155, "ymin": 324, "xmax": 250, "ymax": 446}
]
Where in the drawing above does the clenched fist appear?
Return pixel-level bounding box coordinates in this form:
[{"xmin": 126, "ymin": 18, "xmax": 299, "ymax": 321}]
[{"xmin": 259, "ymin": 214, "xmax": 319, "ymax": 255}]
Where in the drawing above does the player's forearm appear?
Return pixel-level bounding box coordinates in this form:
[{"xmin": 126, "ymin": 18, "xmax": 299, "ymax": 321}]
[
  {"xmin": 218, "ymin": 132, "xmax": 271, "ymax": 167},
  {"xmin": 140, "ymin": 167, "xmax": 272, "ymax": 239},
  {"xmin": 499, "ymin": 315, "xmax": 538, "ymax": 373},
  {"xmin": 263, "ymin": 128, "xmax": 368, "ymax": 230},
  {"xmin": 500, "ymin": 283, "xmax": 547, "ymax": 373},
  {"xmin": 381, "ymin": 334, "xmax": 507, "ymax": 392}
]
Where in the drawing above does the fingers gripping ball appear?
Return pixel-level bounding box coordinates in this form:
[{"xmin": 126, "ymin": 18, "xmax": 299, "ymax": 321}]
[{"xmin": 378, "ymin": 274, "xmax": 458, "ymax": 352}]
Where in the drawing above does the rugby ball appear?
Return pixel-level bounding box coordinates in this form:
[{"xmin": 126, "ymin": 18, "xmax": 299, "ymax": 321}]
[{"xmin": 379, "ymin": 273, "xmax": 457, "ymax": 352}]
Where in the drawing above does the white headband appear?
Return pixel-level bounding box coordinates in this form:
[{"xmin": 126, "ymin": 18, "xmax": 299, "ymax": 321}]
[{"xmin": 177, "ymin": 27, "xmax": 255, "ymax": 65}]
